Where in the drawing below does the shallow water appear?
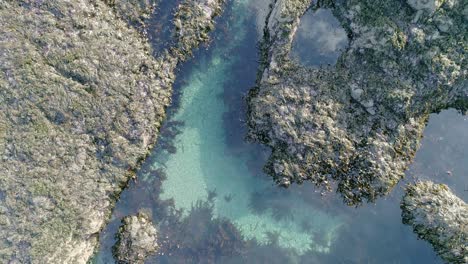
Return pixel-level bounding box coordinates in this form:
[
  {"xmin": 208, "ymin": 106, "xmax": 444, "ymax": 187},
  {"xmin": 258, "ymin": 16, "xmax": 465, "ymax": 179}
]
[
  {"xmin": 95, "ymin": 1, "xmax": 466, "ymax": 263},
  {"xmin": 157, "ymin": 0, "xmax": 342, "ymax": 253}
]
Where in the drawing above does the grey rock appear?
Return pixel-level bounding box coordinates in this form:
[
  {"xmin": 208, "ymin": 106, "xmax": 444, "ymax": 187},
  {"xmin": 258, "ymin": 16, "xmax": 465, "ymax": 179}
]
[
  {"xmin": 173, "ymin": 0, "xmax": 226, "ymax": 60},
  {"xmin": 113, "ymin": 212, "xmax": 158, "ymax": 264},
  {"xmin": 247, "ymin": 0, "xmax": 467, "ymax": 205},
  {"xmin": 103, "ymin": 0, "xmax": 158, "ymax": 26},
  {"xmin": 351, "ymin": 88, "xmax": 364, "ymax": 101},
  {"xmin": 401, "ymin": 181, "xmax": 468, "ymax": 263},
  {"xmin": 0, "ymin": 0, "xmax": 224, "ymax": 263},
  {"xmin": 407, "ymin": 0, "xmax": 443, "ymax": 13}
]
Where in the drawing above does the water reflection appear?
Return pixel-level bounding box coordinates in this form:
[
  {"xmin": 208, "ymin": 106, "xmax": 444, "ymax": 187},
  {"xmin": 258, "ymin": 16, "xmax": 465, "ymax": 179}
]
[
  {"xmin": 291, "ymin": 8, "xmax": 348, "ymax": 67},
  {"xmin": 408, "ymin": 109, "xmax": 468, "ymax": 200}
]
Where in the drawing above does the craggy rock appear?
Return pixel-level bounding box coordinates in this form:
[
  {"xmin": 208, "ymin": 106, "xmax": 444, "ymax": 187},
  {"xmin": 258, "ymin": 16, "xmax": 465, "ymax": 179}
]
[
  {"xmin": 247, "ymin": 0, "xmax": 467, "ymax": 205},
  {"xmin": 103, "ymin": 0, "xmax": 158, "ymax": 26},
  {"xmin": 0, "ymin": 0, "xmax": 224, "ymax": 263},
  {"xmin": 401, "ymin": 181, "xmax": 467, "ymax": 263},
  {"xmin": 173, "ymin": 0, "xmax": 226, "ymax": 60},
  {"xmin": 113, "ymin": 212, "xmax": 158, "ymax": 264}
]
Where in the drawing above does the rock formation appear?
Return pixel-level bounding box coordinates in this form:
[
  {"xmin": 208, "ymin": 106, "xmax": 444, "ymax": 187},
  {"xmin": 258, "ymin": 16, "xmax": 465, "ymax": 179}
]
[
  {"xmin": 247, "ymin": 0, "xmax": 467, "ymax": 205},
  {"xmin": 113, "ymin": 211, "xmax": 158, "ymax": 264},
  {"xmin": 401, "ymin": 181, "xmax": 467, "ymax": 263},
  {"xmin": 0, "ymin": 0, "xmax": 224, "ymax": 262}
]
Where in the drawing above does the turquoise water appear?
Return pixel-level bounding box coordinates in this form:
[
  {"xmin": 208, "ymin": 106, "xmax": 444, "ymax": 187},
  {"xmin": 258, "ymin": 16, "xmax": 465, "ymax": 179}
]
[
  {"xmin": 156, "ymin": 0, "xmax": 342, "ymax": 253},
  {"xmin": 95, "ymin": 0, "xmax": 467, "ymax": 263}
]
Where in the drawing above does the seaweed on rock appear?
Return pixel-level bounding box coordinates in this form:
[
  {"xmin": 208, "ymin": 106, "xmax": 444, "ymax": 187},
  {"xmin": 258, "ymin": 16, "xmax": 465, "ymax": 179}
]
[
  {"xmin": 247, "ymin": 0, "xmax": 468, "ymax": 206},
  {"xmin": 0, "ymin": 0, "xmax": 226, "ymax": 262},
  {"xmin": 401, "ymin": 181, "xmax": 468, "ymax": 264}
]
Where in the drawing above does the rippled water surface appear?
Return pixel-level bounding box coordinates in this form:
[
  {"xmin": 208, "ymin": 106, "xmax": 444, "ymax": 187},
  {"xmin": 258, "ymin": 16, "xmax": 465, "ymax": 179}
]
[{"xmin": 95, "ymin": 1, "xmax": 467, "ymax": 263}]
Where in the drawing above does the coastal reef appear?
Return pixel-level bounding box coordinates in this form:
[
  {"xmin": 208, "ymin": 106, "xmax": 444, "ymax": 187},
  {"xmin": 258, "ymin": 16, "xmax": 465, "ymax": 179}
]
[
  {"xmin": 247, "ymin": 0, "xmax": 467, "ymax": 205},
  {"xmin": 0, "ymin": 0, "xmax": 224, "ymax": 263},
  {"xmin": 113, "ymin": 211, "xmax": 158, "ymax": 264},
  {"xmin": 401, "ymin": 181, "xmax": 467, "ymax": 263}
]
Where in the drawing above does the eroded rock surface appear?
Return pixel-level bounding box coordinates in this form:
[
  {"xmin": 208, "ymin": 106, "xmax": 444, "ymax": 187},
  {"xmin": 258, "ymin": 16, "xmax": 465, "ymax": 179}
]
[
  {"xmin": 173, "ymin": 0, "xmax": 225, "ymax": 60},
  {"xmin": 103, "ymin": 0, "xmax": 158, "ymax": 26},
  {"xmin": 401, "ymin": 181, "xmax": 467, "ymax": 263},
  {"xmin": 0, "ymin": 0, "xmax": 224, "ymax": 263},
  {"xmin": 247, "ymin": 0, "xmax": 467, "ymax": 205},
  {"xmin": 113, "ymin": 212, "xmax": 158, "ymax": 264}
]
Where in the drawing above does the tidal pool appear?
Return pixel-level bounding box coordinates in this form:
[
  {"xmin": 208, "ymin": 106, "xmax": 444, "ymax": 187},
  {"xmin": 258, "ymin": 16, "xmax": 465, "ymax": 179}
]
[
  {"xmin": 95, "ymin": 1, "xmax": 466, "ymax": 263},
  {"xmin": 291, "ymin": 8, "xmax": 349, "ymax": 67}
]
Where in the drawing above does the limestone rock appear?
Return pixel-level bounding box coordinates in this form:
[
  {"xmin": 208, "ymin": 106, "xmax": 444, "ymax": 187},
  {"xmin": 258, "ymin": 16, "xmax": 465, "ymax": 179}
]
[
  {"xmin": 401, "ymin": 181, "xmax": 468, "ymax": 263},
  {"xmin": 113, "ymin": 212, "xmax": 158, "ymax": 264}
]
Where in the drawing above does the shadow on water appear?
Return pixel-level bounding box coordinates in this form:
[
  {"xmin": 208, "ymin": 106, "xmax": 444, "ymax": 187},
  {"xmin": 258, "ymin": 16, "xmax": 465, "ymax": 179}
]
[{"xmin": 95, "ymin": 0, "xmax": 467, "ymax": 263}]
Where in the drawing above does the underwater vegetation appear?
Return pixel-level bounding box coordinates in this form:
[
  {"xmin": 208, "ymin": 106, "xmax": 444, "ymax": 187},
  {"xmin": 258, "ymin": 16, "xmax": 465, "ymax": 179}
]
[
  {"xmin": 147, "ymin": 0, "xmax": 184, "ymax": 54},
  {"xmin": 158, "ymin": 201, "xmax": 245, "ymax": 264},
  {"xmin": 157, "ymin": 121, "xmax": 186, "ymax": 155}
]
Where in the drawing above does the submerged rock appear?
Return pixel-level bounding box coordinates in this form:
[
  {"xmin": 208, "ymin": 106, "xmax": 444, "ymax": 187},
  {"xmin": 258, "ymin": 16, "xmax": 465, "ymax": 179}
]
[
  {"xmin": 0, "ymin": 0, "xmax": 224, "ymax": 263},
  {"xmin": 401, "ymin": 181, "xmax": 467, "ymax": 263},
  {"xmin": 247, "ymin": 0, "xmax": 467, "ymax": 205},
  {"xmin": 113, "ymin": 212, "xmax": 158, "ymax": 264}
]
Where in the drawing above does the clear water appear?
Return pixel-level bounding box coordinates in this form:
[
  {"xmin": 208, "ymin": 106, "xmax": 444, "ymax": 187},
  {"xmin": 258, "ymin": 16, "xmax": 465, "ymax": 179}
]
[
  {"xmin": 157, "ymin": 0, "xmax": 342, "ymax": 253},
  {"xmin": 95, "ymin": 1, "xmax": 467, "ymax": 263}
]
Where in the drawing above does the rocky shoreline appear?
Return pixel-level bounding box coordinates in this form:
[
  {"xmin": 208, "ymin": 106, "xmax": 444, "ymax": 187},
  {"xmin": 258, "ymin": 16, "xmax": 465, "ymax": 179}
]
[
  {"xmin": 246, "ymin": 0, "xmax": 467, "ymax": 261},
  {"xmin": 401, "ymin": 181, "xmax": 467, "ymax": 263},
  {"xmin": 0, "ymin": 0, "xmax": 224, "ymax": 263},
  {"xmin": 113, "ymin": 211, "xmax": 158, "ymax": 264},
  {"xmin": 247, "ymin": 0, "xmax": 467, "ymax": 205}
]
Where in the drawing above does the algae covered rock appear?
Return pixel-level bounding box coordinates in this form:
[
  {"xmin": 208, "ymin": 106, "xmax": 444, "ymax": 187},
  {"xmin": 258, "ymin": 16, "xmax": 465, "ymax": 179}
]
[
  {"xmin": 407, "ymin": 0, "xmax": 443, "ymax": 13},
  {"xmin": 0, "ymin": 0, "xmax": 224, "ymax": 263},
  {"xmin": 247, "ymin": 0, "xmax": 467, "ymax": 205},
  {"xmin": 103, "ymin": 0, "xmax": 158, "ymax": 26},
  {"xmin": 173, "ymin": 0, "xmax": 226, "ymax": 60},
  {"xmin": 113, "ymin": 211, "xmax": 158, "ymax": 264},
  {"xmin": 401, "ymin": 181, "xmax": 468, "ymax": 263}
]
